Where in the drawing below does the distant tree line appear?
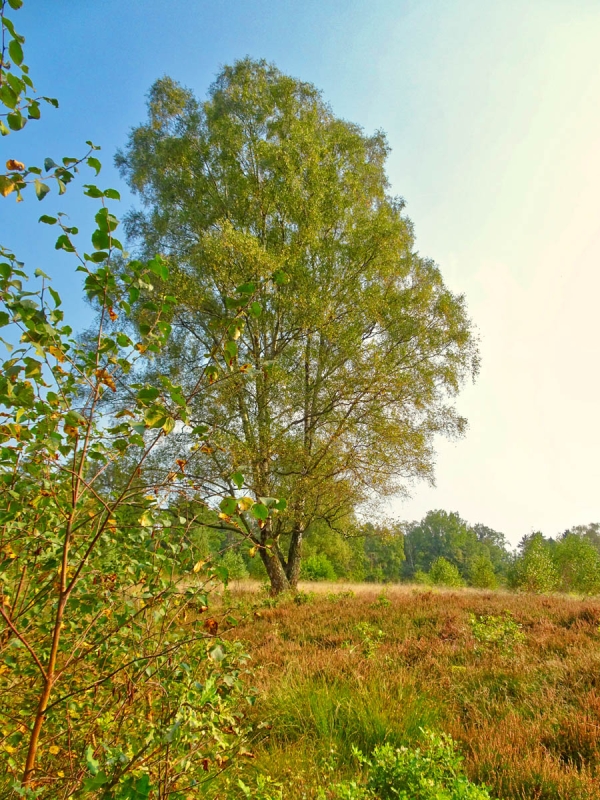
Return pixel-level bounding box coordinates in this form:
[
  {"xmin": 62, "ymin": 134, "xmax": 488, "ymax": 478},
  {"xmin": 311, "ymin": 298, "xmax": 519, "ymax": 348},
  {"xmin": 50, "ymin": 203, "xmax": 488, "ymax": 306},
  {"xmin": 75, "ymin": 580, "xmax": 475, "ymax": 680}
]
[
  {"xmin": 192, "ymin": 509, "xmax": 600, "ymax": 594},
  {"xmin": 510, "ymin": 525, "xmax": 600, "ymax": 594}
]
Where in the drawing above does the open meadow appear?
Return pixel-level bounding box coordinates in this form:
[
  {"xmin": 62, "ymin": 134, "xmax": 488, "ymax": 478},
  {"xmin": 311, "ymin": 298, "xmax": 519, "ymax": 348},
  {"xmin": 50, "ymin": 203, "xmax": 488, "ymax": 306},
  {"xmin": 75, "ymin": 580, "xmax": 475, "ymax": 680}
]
[{"xmin": 212, "ymin": 584, "xmax": 600, "ymax": 799}]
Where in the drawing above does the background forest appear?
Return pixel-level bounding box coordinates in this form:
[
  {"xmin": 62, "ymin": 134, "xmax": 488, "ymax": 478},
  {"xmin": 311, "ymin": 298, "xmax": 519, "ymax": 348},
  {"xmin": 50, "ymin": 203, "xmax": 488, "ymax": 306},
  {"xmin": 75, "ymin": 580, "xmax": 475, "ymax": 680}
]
[{"xmin": 182, "ymin": 508, "xmax": 600, "ymax": 593}]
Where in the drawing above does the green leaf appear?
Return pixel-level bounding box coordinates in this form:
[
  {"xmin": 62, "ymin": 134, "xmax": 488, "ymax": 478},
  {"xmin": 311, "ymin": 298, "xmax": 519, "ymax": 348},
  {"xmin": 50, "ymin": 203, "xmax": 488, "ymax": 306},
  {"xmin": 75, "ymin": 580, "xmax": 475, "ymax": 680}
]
[
  {"xmin": 249, "ymin": 301, "xmax": 262, "ymax": 318},
  {"xmin": 1, "ymin": 17, "xmax": 18, "ymax": 39},
  {"xmin": 0, "ymin": 84, "xmax": 18, "ymax": 110},
  {"xmin": 137, "ymin": 386, "xmax": 160, "ymax": 403},
  {"xmin": 64, "ymin": 410, "xmax": 87, "ymax": 427},
  {"xmin": 8, "ymin": 38, "xmax": 23, "ymax": 67},
  {"xmin": 104, "ymin": 188, "xmax": 120, "ymax": 200},
  {"xmin": 91, "ymin": 229, "xmax": 110, "ymax": 250},
  {"xmin": 83, "ymin": 772, "xmax": 108, "ymax": 791},
  {"xmin": 27, "ymin": 100, "xmax": 41, "ymax": 120},
  {"xmin": 0, "ymin": 120, "xmax": 9, "ymax": 136},
  {"xmin": 162, "ymin": 416, "xmax": 175, "ymax": 434},
  {"xmin": 39, "ymin": 215, "xmax": 57, "ymax": 225},
  {"xmin": 251, "ymin": 503, "xmax": 269, "ymax": 521},
  {"xmin": 220, "ymin": 497, "xmax": 238, "ymax": 516},
  {"xmin": 224, "ymin": 296, "xmax": 244, "ymax": 310},
  {"xmin": 259, "ymin": 497, "xmax": 278, "ymax": 508},
  {"xmin": 7, "ymin": 0, "xmax": 24, "ymax": 9},
  {"xmin": 43, "ymin": 157, "xmax": 58, "ymax": 172},
  {"xmin": 168, "ymin": 387, "xmax": 186, "ymax": 408},
  {"xmin": 87, "ymin": 156, "xmax": 102, "ymax": 176},
  {"xmin": 224, "ymin": 340, "xmax": 238, "ymax": 359},
  {"xmin": 231, "ymin": 471, "xmax": 244, "ymax": 489},
  {"xmin": 236, "ymin": 281, "xmax": 256, "ymax": 294},
  {"xmin": 83, "ymin": 184, "xmax": 104, "ymax": 198},
  {"xmin": 0, "ymin": 176, "xmax": 14, "ymax": 197},
  {"xmin": 85, "ymin": 745, "xmax": 100, "ymax": 776},
  {"xmin": 34, "ymin": 179, "xmax": 50, "ymax": 201},
  {"xmin": 148, "ymin": 256, "xmax": 168, "ymax": 280},
  {"xmin": 7, "ymin": 111, "xmax": 26, "ymax": 130},
  {"xmin": 55, "ymin": 234, "xmax": 75, "ymax": 252},
  {"xmin": 273, "ymin": 498, "xmax": 287, "ymax": 512},
  {"xmin": 5, "ymin": 71, "xmax": 23, "ymax": 96},
  {"xmin": 95, "ymin": 207, "xmax": 118, "ymax": 231},
  {"xmin": 210, "ymin": 644, "xmax": 225, "ymax": 662},
  {"xmin": 144, "ymin": 405, "xmax": 169, "ymax": 429},
  {"xmin": 213, "ymin": 565, "xmax": 229, "ymax": 585},
  {"xmin": 127, "ymin": 774, "xmax": 151, "ymax": 799}
]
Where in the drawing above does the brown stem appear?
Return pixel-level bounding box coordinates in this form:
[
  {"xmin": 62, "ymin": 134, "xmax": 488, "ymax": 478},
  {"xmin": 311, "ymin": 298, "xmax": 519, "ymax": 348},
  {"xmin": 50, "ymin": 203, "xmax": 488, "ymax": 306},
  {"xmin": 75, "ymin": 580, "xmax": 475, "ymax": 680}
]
[
  {"xmin": 285, "ymin": 527, "xmax": 305, "ymax": 590},
  {"xmin": 9, "ymin": 563, "xmax": 26, "ymax": 620},
  {"xmin": 22, "ymin": 304, "xmax": 105, "ymax": 784},
  {"xmin": 259, "ymin": 522, "xmax": 290, "ymax": 595},
  {"xmin": 22, "ymin": 589, "xmax": 68, "ymax": 783},
  {"xmin": 0, "ymin": 605, "xmax": 47, "ymax": 680}
]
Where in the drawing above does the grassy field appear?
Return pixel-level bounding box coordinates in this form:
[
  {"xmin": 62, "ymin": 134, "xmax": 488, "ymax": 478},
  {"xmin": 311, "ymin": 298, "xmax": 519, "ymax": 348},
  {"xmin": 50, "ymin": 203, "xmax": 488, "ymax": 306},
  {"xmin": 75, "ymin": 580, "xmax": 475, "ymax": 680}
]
[{"xmin": 215, "ymin": 583, "xmax": 600, "ymax": 799}]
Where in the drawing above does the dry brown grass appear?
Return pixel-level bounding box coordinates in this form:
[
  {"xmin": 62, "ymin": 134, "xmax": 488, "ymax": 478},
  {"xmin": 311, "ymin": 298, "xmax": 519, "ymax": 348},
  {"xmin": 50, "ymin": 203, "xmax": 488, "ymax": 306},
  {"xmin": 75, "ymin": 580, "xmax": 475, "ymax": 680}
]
[
  {"xmin": 231, "ymin": 579, "xmax": 496, "ymax": 596},
  {"xmin": 217, "ymin": 584, "xmax": 600, "ymax": 799}
]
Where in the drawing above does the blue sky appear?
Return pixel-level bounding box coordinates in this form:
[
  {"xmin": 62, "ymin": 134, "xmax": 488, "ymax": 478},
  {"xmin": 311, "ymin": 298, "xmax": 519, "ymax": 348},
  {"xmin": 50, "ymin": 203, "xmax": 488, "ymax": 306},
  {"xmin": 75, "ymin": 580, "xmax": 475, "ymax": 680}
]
[{"xmin": 3, "ymin": 0, "xmax": 600, "ymax": 544}]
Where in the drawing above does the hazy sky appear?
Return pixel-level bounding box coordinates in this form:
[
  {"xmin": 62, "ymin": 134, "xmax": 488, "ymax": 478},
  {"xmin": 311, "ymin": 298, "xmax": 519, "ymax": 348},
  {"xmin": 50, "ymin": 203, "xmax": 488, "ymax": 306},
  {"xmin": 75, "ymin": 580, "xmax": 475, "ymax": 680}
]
[{"xmin": 3, "ymin": 1, "xmax": 599, "ymax": 545}]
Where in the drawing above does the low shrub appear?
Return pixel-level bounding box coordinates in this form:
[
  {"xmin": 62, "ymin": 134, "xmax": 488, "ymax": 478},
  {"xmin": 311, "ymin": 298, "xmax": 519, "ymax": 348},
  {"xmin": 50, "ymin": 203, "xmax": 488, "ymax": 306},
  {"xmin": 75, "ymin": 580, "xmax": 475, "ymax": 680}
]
[
  {"xmin": 221, "ymin": 548, "xmax": 250, "ymax": 580},
  {"xmin": 469, "ymin": 611, "xmax": 525, "ymax": 653},
  {"xmin": 354, "ymin": 621, "xmax": 386, "ymax": 658},
  {"xmin": 413, "ymin": 569, "xmax": 433, "ymax": 585},
  {"xmin": 301, "ymin": 553, "xmax": 337, "ymax": 581},
  {"xmin": 469, "ymin": 556, "xmax": 498, "ymax": 589},
  {"xmin": 429, "ymin": 558, "xmax": 465, "ymax": 588},
  {"xmin": 358, "ymin": 730, "xmax": 492, "ymax": 799},
  {"xmin": 319, "ymin": 730, "xmax": 492, "ymax": 799}
]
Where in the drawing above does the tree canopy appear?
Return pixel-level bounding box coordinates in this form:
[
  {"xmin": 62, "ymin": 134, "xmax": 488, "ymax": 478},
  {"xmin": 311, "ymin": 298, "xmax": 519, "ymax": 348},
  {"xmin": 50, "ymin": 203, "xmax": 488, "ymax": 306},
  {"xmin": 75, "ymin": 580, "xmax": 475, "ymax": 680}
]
[
  {"xmin": 116, "ymin": 59, "xmax": 479, "ymax": 593},
  {"xmin": 402, "ymin": 510, "xmax": 510, "ymax": 583}
]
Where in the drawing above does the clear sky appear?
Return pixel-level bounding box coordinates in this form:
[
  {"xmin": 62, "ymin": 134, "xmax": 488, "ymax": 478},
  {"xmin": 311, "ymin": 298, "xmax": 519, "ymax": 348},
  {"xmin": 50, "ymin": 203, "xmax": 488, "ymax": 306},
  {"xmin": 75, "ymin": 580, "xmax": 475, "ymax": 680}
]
[{"xmin": 3, "ymin": 0, "xmax": 599, "ymax": 546}]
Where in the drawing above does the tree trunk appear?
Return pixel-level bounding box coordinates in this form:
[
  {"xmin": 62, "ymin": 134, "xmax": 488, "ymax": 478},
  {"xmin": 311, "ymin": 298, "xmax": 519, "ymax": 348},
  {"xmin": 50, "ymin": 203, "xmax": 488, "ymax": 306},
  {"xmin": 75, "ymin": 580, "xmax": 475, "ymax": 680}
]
[
  {"xmin": 260, "ymin": 548, "xmax": 290, "ymax": 595},
  {"xmin": 285, "ymin": 528, "xmax": 304, "ymax": 590}
]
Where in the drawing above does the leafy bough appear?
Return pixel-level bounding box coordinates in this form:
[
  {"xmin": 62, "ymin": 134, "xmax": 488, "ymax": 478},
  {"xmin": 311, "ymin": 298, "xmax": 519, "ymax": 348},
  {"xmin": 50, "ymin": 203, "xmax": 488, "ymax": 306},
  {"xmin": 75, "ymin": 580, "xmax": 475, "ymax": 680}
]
[{"xmin": 0, "ymin": 3, "xmax": 283, "ymax": 795}]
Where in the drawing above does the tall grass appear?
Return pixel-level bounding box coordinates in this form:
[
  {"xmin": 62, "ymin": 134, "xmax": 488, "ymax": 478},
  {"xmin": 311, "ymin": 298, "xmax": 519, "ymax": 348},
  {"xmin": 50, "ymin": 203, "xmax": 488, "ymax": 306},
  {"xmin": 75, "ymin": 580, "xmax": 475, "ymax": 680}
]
[
  {"xmin": 218, "ymin": 585, "xmax": 600, "ymax": 799},
  {"xmin": 264, "ymin": 675, "xmax": 440, "ymax": 760}
]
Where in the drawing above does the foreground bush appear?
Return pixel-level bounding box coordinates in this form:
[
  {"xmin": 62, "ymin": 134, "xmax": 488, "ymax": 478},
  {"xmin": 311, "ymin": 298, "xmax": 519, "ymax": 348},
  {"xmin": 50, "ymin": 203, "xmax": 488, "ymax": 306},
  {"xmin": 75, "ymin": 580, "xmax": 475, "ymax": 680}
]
[
  {"xmin": 0, "ymin": 5, "xmax": 276, "ymax": 794},
  {"xmin": 320, "ymin": 730, "xmax": 491, "ymax": 800}
]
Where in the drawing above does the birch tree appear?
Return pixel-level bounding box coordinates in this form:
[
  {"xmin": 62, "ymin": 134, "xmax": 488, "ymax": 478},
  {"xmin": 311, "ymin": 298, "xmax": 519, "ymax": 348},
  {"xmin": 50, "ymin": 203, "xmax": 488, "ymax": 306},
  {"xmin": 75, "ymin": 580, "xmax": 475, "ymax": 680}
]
[{"xmin": 117, "ymin": 59, "xmax": 479, "ymax": 593}]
